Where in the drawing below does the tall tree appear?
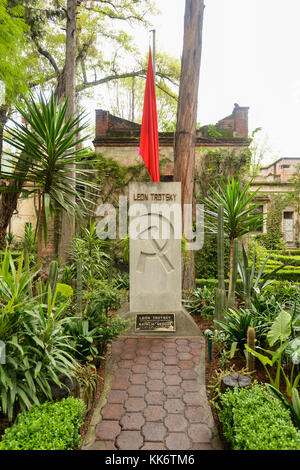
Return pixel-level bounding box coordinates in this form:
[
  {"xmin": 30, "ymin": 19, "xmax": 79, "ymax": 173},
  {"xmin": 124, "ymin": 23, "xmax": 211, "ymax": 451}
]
[
  {"xmin": 58, "ymin": 0, "xmax": 77, "ymax": 263},
  {"xmin": 173, "ymin": 0, "xmax": 205, "ymax": 290}
]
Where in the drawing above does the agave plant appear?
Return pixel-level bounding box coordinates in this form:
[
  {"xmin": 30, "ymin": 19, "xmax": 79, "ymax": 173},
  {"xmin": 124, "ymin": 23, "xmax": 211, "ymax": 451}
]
[
  {"xmin": 2, "ymin": 91, "xmax": 95, "ymax": 266},
  {"xmin": 205, "ymin": 177, "xmax": 264, "ymax": 302},
  {"xmin": 238, "ymin": 243, "xmax": 293, "ymax": 308}
]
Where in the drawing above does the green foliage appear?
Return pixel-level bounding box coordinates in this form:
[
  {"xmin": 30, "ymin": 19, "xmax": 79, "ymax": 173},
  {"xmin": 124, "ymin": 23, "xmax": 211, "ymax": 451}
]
[
  {"xmin": 183, "ymin": 286, "xmax": 215, "ymax": 317},
  {"xmin": 216, "ymin": 308, "xmax": 262, "ymax": 349},
  {"xmin": 195, "ymin": 233, "xmax": 230, "ymax": 279},
  {"xmin": 113, "ymin": 272, "xmax": 129, "ymax": 290},
  {"xmin": 64, "ymin": 318, "xmax": 101, "ymax": 363},
  {"xmin": 245, "ymin": 310, "xmax": 300, "ymax": 395},
  {"xmin": 215, "ymin": 204, "xmax": 226, "ymax": 322},
  {"xmin": 264, "ymin": 270, "xmax": 300, "ymax": 282},
  {"xmin": 292, "ymin": 388, "xmax": 300, "ymax": 427},
  {"xmin": 259, "ymin": 195, "xmax": 290, "ymax": 250},
  {"xmin": 237, "ymin": 243, "xmax": 288, "ymax": 307},
  {"xmin": 196, "ymin": 278, "xmax": 243, "ymax": 289},
  {"xmin": 56, "ymin": 283, "xmax": 73, "ymax": 299},
  {"xmin": 69, "ymin": 221, "xmax": 111, "ymax": 286},
  {"xmin": 195, "ymin": 148, "xmax": 250, "ymax": 202},
  {"xmin": 0, "ymin": 256, "xmax": 78, "ymax": 420},
  {"xmin": 0, "ymin": 0, "xmax": 29, "ymax": 101},
  {"xmin": 219, "ymin": 384, "xmax": 300, "ymax": 450},
  {"xmin": 22, "ymin": 222, "xmax": 37, "ymax": 264},
  {"xmin": 91, "ymin": 156, "xmax": 148, "ymax": 205},
  {"xmin": 72, "ymin": 363, "xmax": 98, "ymax": 411},
  {"xmin": 205, "ymin": 176, "xmax": 265, "ymax": 302},
  {"xmin": 0, "ymin": 251, "xmax": 36, "ymax": 339},
  {"xmin": 205, "ymin": 177, "xmax": 264, "ymax": 240},
  {"xmin": 2, "ymin": 92, "xmax": 93, "ymax": 245},
  {"xmin": 83, "ymin": 280, "xmax": 121, "ymax": 323},
  {"xmin": 0, "ymin": 397, "xmax": 85, "ymax": 450}
]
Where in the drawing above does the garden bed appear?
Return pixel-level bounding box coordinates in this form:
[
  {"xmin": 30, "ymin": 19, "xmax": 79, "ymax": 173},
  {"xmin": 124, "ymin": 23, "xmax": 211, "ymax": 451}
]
[{"xmin": 191, "ymin": 313, "xmax": 298, "ymax": 449}]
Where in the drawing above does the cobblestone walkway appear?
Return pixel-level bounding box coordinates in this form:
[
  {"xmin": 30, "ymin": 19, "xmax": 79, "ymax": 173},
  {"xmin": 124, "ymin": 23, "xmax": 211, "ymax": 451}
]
[{"xmin": 83, "ymin": 336, "xmax": 222, "ymax": 451}]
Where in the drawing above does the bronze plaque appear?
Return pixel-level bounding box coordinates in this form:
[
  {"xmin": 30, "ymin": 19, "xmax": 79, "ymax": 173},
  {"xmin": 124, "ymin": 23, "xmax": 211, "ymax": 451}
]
[{"xmin": 135, "ymin": 313, "xmax": 176, "ymax": 332}]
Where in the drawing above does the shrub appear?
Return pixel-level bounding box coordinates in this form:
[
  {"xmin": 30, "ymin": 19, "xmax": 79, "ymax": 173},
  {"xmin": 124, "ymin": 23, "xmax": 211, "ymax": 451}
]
[
  {"xmin": 83, "ymin": 280, "xmax": 121, "ymax": 322},
  {"xmin": 265, "ymin": 270, "xmax": 300, "ymax": 282},
  {"xmin": 216, "ymin": 307, "xmax": 264, "ymax": 348},
  {"xmin": 196, "ymin": 278, "xmax": 243, "ymax": 291},
  {"xmin": 183, "ymin": 286, "xmax": 215, "ymax": 317},
  {"xmin": 0, "ymin": 397, "xmax": 86, "ymax": 450},
  {"xmin": 113, "ymin": 272, "xmax": 129, "ymax": 290},
  {"xmin": 0, "ymin": 262, "xmax": 78, "ymax": 421},
  {"xmin": 219, "ymin": 384, "xmax": 300, "ymax": 450},
  {"xmin": 195, "ymin": 233, "xmax": 230, "ymax": 279}
]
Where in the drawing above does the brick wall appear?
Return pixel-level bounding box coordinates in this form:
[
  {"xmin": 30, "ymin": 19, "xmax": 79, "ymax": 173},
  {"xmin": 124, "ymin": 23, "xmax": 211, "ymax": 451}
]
[{"xmin": 216, "ymin": 103, "xmax": 249, "ymax": 138}]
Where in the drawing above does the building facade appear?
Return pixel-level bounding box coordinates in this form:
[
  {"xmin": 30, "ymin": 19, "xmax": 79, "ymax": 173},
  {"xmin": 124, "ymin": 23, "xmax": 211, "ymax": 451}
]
[{"xmin": 250, "ymin": 158, "xmax": 300, "ymax": 246}]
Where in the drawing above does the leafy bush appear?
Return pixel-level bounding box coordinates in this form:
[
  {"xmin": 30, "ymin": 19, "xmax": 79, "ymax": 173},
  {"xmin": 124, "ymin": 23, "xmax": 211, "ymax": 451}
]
[
  {"xmin": 264, "ymin": 270, "xmax": 300, "ymax": 282},
  {"xmin": 216, "ymin": 307, "xmax": 263, "ymax": 349},
  {"xmin": 69, "ymin": 221, "xmax": 111, "ymax": 285},
  {"xmin": 0, "ymin": 261, "xmax": 78, "ymax": 420},
  {"xmin": 219, "ymin": 384, "xmax": 300, "ymax": 450},
  {"xmin": 183, "ymin": 286, "xmax": 215, "ymax": 317},
  {"xmin": 0, "ymin": 398, "xmax": 86, "ymax": 450},
  {"xmin": 195, "ymin": 233, "xmax": 230, "ymax": 279},
  {"xmin": 113, "ymin": 272, "xmax": 129, "ymax": 290},
  {"xmin": 83, "ymin": 280, "xmax": 121, "ymax": 323},
  {"xmin": 96, "ymin": 314, "xmax": 128, "ymax": 355},
  {"xmin": 64, "ymin": 318, "xmax": 101, "ymax": 363},
  {"xmin": 255, "ymin": 232, "xmax": 286, "ymax": 251}
]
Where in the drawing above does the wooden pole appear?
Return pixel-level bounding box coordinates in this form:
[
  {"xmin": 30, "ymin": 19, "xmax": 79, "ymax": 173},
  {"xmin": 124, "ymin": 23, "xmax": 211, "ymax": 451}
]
[{"xmin": 174, "ymin": 0, "xmax": 205, "ymax": 290}]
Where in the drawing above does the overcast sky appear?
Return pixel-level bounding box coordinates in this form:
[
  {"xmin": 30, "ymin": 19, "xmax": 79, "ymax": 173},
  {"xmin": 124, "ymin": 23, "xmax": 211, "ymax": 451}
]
[{"xmin": 141, "ymin": 0, "xmax": 300, "ymax": 164}]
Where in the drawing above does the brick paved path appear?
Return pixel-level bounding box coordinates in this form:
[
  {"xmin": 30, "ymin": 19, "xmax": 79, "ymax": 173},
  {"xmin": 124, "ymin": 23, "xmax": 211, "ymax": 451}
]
[{"xmin": 83, "ymin": 336, "xmax": 222, "ymax": 450}]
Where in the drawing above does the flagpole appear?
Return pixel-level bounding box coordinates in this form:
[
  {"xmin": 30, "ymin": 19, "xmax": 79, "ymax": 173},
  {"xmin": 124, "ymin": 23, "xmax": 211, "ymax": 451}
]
[{"xmin": 150, "ymin": 29, "xmax": 156, "ymax": 82}]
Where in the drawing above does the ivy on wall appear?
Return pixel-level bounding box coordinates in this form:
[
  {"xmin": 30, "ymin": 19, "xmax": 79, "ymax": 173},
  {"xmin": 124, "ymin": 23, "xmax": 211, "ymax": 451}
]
[
  {"xmin": 195, "ymin": 147, "xmax": 251, "ymax": 203},
  {"xmin": 256, "ymin": 194, "xmax": 291, "ymax": 250},
  {"xmin": 194, "ymin": 147, "xmax": 250, "ymax": 278}
]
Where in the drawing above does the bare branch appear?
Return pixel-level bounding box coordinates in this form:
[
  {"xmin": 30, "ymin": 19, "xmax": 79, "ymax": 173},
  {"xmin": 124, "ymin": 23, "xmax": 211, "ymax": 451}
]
[
  {"xmin": 76, "ymin": 69, "xmax": 147, "ymax": 91},
  {"xmin": 32, "ymin": 38, "xmax": 60, "ymax": 77},
  {"xmin": 76, "ymin": 68, "xmax": 178, "ymax": 101}
]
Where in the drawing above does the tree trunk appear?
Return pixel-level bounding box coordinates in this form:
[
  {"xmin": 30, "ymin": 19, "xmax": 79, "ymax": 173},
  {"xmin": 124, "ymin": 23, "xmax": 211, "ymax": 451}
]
[
  {"xmin": 0, "ymin": 181, "xmax": 23, "ymax": 250},
  {"xmin": 58, "ymin": 0, "xmax": 77, "ymax": 264},
  {"xmin": 37, "ymin": 198, "xmax": 55, "ymax": 274},
  {"xmin": 174, "ymin": 0, "xmax": 205, "ymax": 290},
  {"xmin": 0, "ymin": 104, "xmax": 8, "ymax": 170}
]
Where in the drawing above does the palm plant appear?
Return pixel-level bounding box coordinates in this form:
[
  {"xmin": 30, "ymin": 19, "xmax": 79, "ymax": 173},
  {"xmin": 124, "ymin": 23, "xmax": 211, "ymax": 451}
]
[
  {"xmin": 2, "ymin": 92, "xmax": 94, "ymax": 267},
  {"xmin": 205, "ymin": 176, "xmax": 264, "ymax": 302}
]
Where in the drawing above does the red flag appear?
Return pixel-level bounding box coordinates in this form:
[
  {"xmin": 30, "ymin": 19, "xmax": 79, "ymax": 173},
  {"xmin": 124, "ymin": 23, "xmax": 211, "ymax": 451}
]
[{"xmin": 139, "ymin": 48, "xmax": 160, "ymax": 182}]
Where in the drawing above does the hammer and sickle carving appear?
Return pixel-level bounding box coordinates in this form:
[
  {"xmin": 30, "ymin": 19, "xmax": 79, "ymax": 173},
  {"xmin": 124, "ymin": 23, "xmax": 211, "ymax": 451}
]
[{"xmin": 135, "ymin": 213, "xmax": 175, "ymax": 274}]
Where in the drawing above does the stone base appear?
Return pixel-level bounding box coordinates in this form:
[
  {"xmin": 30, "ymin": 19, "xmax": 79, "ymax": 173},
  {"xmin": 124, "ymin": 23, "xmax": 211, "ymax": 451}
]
[{"xmin": 117, "ymin": 303, "xmax": 201, "ymax": 337}]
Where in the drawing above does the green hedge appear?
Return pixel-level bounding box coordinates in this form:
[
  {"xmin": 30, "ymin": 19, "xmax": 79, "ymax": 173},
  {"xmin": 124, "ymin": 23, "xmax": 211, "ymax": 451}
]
[
  {"xmin": 273, "ymin": 249, "xmax": 300, "ymax": 256},
  {"xmin": 0, "ymin": 398, "xmax": 86, "ymax": 450},
  {"xmin": 219, "ymin": 384, "xmax": 300, "ymax": 450},
  {"xmin": 196, "ymin": 278, "xmax": 234, "ymax": 289},
  {"xmin": 264, "ymin": 270, "xmax": 300, "ymax": 282}
]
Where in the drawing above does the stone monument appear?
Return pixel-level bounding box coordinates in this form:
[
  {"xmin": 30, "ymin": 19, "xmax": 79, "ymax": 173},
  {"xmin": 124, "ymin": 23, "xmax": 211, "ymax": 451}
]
[{"xmin": 121, "ymin": 181, "xmax": 200, "ymax": 337}]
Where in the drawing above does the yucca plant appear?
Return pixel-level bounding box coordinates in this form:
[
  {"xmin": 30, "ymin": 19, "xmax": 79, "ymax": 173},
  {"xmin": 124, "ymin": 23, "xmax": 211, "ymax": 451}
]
[
  {"xmin": 2, "ymin": 91, "xmax": 95, "ymax": 266},
  {"xmin": 205, "ymin": 177, "xmax": 264, "ymax": 302}
]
